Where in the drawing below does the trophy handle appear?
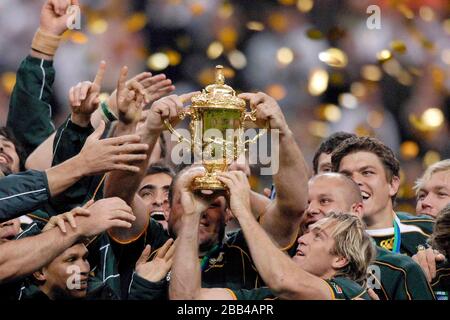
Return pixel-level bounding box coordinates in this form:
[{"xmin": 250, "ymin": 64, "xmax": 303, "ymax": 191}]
[
  {"xmin": 164, "ymin": 108, "xmax": 193, "ymax": 146},
  {"xmin": 243, "ymin": 109, "xmax": 268, "ymax": 145}
]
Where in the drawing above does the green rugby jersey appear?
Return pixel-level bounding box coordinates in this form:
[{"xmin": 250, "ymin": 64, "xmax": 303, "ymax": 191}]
[
  {"xmin": 230, "ymin": 277, "xmax": 369, "ymax": 300},
  {"xmin": 431, "ymin": 261, "xmax": 450, "ymax": 301},
  {"xmin": 367, "ymin": 212, "xmax": 433, "ymax": 256},
  {"xmin": 370, "ymin": 246, "xmax": 435, "ymax": 300}
]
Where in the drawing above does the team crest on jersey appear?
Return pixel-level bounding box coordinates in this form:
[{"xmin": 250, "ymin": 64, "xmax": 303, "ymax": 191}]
[
  {"xmin": 380, "ymin": 237, "xmax": 394, "ymax": 251},
  {"xmin": 209, "ymin": 252, "xmax": 224, "ymax": 265},
  {"xmin": 331, "ymin": 282, "xmax": 343, "ymax": 294}
]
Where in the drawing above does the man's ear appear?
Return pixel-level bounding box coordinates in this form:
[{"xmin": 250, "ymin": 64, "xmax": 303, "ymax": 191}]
[
  {"xmin": 33, "ymin": 269, "xmax": 46, "ymax": 282},
  {"xmin": 351, "ymin": 202, "xmax": 364, "ymax": 219},
  {"xmin": 331, "ymin": 256, "xmax": 348, "ymax": 270},
  {"xmin": 225, "ymin": 208, "xmax": 234, "ymax": 224},
  {"xmin": 389, "ymin": 175, "xmax": 400, "ymax": 197}
]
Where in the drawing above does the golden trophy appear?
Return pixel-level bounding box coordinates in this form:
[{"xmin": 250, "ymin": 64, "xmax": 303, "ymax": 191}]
[{"xmin": 165, "ymin": 65, "xmax": 266, "ymax": 190}]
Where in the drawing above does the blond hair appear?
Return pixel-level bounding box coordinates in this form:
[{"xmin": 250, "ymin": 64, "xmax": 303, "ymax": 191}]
[
  {"xmin": 414, "ymin": 159, "xmax": 450, "ymax": 195},
  {"xmin": 312, "ymin": 212, "xmax": 376, "ymax": 285}
]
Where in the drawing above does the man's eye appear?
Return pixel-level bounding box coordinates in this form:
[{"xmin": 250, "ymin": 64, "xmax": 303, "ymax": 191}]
[
  {"xmin": 438, "ymin": 193, "xmax": 449, "ymax": 198},
  {"xmin": 417, "ymin": 193, "xmax": 426, "ymax": 200},
  {"xmin": 362, "ymin": 171, "xmax": 373, "ymax": 176},
  {"xmin": 320, "ymin": 199, "xmax": 331, "ymax": 205}
]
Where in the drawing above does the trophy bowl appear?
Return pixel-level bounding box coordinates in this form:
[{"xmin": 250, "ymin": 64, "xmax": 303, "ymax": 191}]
[{"xmin": 165, "ymin": 65, "xmax": 263, "ymax": 191}]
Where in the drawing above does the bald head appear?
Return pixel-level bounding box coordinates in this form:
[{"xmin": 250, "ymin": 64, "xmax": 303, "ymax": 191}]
[{"xmin": 310, "ymin": 173, "xmax": 363, "ymax": 207}]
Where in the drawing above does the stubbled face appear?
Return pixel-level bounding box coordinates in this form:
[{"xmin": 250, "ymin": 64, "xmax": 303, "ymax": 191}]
[
  {"xmin": 316, "ymin": 152, "xmax": 332, "ymax": 174},
  {"xmin": 138, "ymin": 173, "xmax": 172, "ymax": 230},
  {"xmin": 303, "ymin": 177, "xmax": 354, "ymax": 230},
  {"xmin": 0, "ymin": 135, "xmax": 20, "ymax": 174},
  {"xmin": 40, "ymin": 244, "xmax": 90, "ymax": 300},
  {"xmin": 293, "ymin": 223, "xmax": 339, "ymax": 278},
  {"xmin": 416, "ymin": 170, "xmax": 450, "ymax": 218},
  {"xmin": 169, "ymin": 185, "xmax": 226, "ymax": 252},
  {"xmin": 338, "ymin": 151, "xmax": 398, "ymax": 219},
  {"xmin": 0, "ymin": 218, "xmax": 21, "ymax": 244}
]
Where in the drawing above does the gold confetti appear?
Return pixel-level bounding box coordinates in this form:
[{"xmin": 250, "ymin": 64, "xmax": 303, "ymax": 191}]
[
  {"xmin": 400, "ymin": 141, "xmax": 419, "ymax": 160},
  {"xmin": 382, "ymin": 59, "xmax": 401, "ymax": 77},
  {"xmin": 308, "ymin": 68, "xmax": 329, "ymax": 96},
  {"xmin": 246, "ymin": 21, "xmax": 265, "ymax": 31},
  {"xmin": 228, "ymin": 50, "xmax": 247, "ymax": 69},
  {"xmin": 441, "ymin": 49, "xmax": 450, "ymax": 65},
  {"xmin": 361, "ymin": 65, "xmax": 382, "ymax": 82},
  {"xmin": 308, "ymin": 121, "xmax": 329, "ymax": 138},
  {"xmin": 166, "ymin": 50, "xmax": 182, "ymax": 66},
  {"xmin": 377, "ymin": 49, "xmax": 392, "ymax": 63},
  {"xmin": 419, "ymin": 6, "xmax": 435, "ymax": 22},
  {"xmin": 297, "ymin": 0, "xmax": 314, "ymax": 13},
  {"xmin": 423, "ymin": 151, "xmax": 441, "ymax": 167},
  {"xmin": 218, "ymin": 26, "xmax": 238, "ymax": 50},
  {"xmin": 265, "ymin": 84, "xmax": 287, "ymax": 101},
  {"xmin": 367, "ymin": 111, "xmax": 384, "ymax": 129},
  {"xmin": 1, "ymin": 72, "xmax": 16, "ymax": 94},
  {"xmin": 190, "ymin": 2, "xmax": 205, "ymax": 16},
  {"xmin": 218, "ymin": 1, "xmax": 234, "ymax": 19},
  {"xmin": 70, "ymin": 31, "xmax": 88, "ymax": 44},
  {"xmin": 306, "ymin": 28, "xmax": 324, "ymax": 40},
  {"xmin": 444, "ymin": 19, "xmax": 450, "ymax": 35},
  {"xmin": 339, "ymin": 93, "xmax": 358, "ymax": 109},
  {"xmin": 88, "ymin": 18, "xmax": 108, "ymax": 35},
  {"xmin": 397, "ymin": 4, "xmax": 414, "ymax": 19},
  {"xmin": 278, "ymin": 0, "xmax": 296, "ymax": 5},
  {"xmin": 277, "ymin": 47, "xmax": 294, "ymax": 65},
  {"xmin": 147, "ymin": 53, "xmax": 170, "ymax": 71},
  {"xmin": 318, "ymin": 48, "xmax": 348, "ymax": 68},
  {"xmin": 421, "ymin": 108, "xmax": 444, "ymax": 128},
  {"xmin": 207, "ymin": 41, "xmax": 224, "ymax": 59},
  {"xmin": 126, "ymin": 13, "xmax": 147, "ymax": 33},
  {"xmin": 268, "ymin": 12, "xmax": 289, "ymax": 32},
  {"xmin": 323, "ymin": 104, "xmax": 342, "ymax": 122},
  {"xmin": 390, "ymin": 40, "xmax": 407, "ymax": 54},
  {"xmin": 350, "ymin": 82, "xmax": 367, "ymax": 98}
]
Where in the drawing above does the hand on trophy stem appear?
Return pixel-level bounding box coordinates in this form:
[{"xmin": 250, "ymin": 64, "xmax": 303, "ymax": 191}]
[
  {"xmin": 178, "ymin": 166, "xmax": 219, "ymax": 216},
  {"xmin": 216, "ymin": 171, "xmax": 252, "ymax": 218},
  {"xmin": 238, "ymin": 92, "xmax": 290, "ymax": 136}
]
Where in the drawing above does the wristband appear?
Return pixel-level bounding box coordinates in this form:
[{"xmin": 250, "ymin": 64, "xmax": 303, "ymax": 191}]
[
  {"xmin": 101, "ymin": 101, "xmax": 118, "ymax": 122},
  {"xmin": 31, "ymin": 28, "xmax": 62, "ymax": 56}
]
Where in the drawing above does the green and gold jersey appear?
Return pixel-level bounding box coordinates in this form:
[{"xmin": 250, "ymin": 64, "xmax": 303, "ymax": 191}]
[
  {"xmin": 370, "ymin": 246, "xmax": 435, "ymax": 300},
  {"xmin": 431, "ymin": 261, "xmax": 450, "ymax": 301},
  {"xmin": 230, "ymin": 277, "xmax": 369, "ymax": 300},
  {"xmin": 367, "ymin": 212, "xmax": 433, "ymax": 257}
]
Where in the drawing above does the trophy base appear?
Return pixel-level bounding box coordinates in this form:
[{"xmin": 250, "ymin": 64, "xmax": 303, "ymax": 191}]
[{"xmin": 192, "ymin": 174, "xmax": 226, "ymax": 191}]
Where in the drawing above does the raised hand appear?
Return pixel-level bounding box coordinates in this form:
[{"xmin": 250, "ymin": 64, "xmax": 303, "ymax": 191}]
[
  {"xmin": 145, "ymin": 92, "xmax": 198, "ymax": 134},
  {"xmin": 77, "ymin": 121, "xmax": 149, "ymax": 175},
  {"xmin": 116, "ymin": 66, "xmax": 147, "ymax": 125},
  {"xmin": 238, "ymin": 92, "xmax": 289, "ymax": 135},
  {"xmin": 40, "ymin": 0, "xmax": 79, "ymax": 36},
  {"xmin": 75, "ymin": 197, "xmax": 136, "ymax": 238},
  {"xmin": 43, "ymin": 200, "xmax": 93, "ymax": 233},
  {"xmin": 69, "ymin": 61, "xmax": 106, "ymax": 126},
  {"xmin": 107, "ymin": 72, "xmax": 175, "ymax": 115},
  {"xmin": 135, "ymin": 239, "xmax": 175, "ymax": 282}
]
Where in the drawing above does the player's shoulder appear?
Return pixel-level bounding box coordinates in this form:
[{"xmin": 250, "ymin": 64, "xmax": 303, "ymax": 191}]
[
  {"xmin": 375, "ymin": 246, "xmax": 423, "ymax": 273},
  {"xmin": 326, "ymin": 277, "xmax": 369, "ymax": 300}
]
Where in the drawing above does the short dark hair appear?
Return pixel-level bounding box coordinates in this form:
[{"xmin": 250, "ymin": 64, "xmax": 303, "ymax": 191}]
[
  {"xmin": 146, "ymin": 162, "xmax": 175, "ymax": 178},
  {"xmin": 0, "ymin": 127, "xmax": 26, "ymax": 171},
  {"xmin": 430, "ymin": 204, "xmax": 450, "ymax": 257},
  {"xmin": 331, "ymin": 136, "xmax": 400, "ymax": 182},
  {"xmin": 312, "ymin": 132, "xmax": 356, "ymax": 174}
]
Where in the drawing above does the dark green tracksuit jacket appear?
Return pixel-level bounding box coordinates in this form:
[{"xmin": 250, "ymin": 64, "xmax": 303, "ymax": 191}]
[{"xmin": 7, "ymin": 56, "xmax": 55, "ymax": 158}]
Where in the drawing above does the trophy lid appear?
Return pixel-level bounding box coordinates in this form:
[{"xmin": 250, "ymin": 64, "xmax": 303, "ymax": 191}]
[{"xmin": 191, "ymin": 65, "xmax": 245, "ymax": 109}]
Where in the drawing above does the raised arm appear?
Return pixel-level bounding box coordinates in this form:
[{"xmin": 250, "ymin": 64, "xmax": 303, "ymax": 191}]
[
  {"xmin": 105, "ymin": 77, "xmax": 197, "ymax": 242},
  {"xmin": 238, "ymin": 93, "xmax": 309, "ymax": 248},
  {"xmin": 217, "ymin": 171, "xmax": 332, "ymax": 300},
  {"xmin": 0, "ymin": 197, "xmax": 135, "ymax": 283}
]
